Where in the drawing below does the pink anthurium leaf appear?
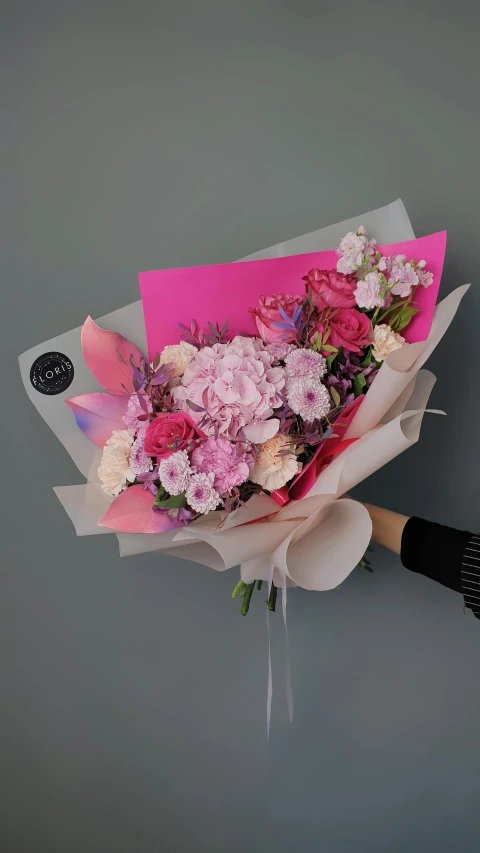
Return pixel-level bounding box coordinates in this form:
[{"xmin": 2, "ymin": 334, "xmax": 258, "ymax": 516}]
[
  {"xmin": 81, "ymin": 316, "xmax": 146, "ymax": 395},
  {"xmin": 97, "ymin": 485, "xmax": 184, "ymax": 534},
  {"xmin": 65, "ymin": 392, "xmax": 129, "ymax": 447}
]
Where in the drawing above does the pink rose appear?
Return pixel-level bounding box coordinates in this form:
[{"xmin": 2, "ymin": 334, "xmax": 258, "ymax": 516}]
[
  {"xmin": 315, "ymin": 308, "xmax": 372, "ymax": 355},
  {"xmin": 144, "ymin": 412, "xmax": 204, "ymax": 459},
  {"xmin": 250, "ymin": 293, "xmax": 303, "ymax": 344},
  {"xmin": 303, "ymin": 268, "xmax": 357, "ymax": 309}
]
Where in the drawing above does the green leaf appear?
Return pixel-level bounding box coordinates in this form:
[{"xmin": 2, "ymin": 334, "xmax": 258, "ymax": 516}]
[
  {"xmin": 311, "ymin": 332, "xmax": 322, "ymax": 352},
  {"xmin": 155, "ymin": 493, "xmax": 187, "ymax": 509},
  {"xmin": 353, "ymin": 372, "xmax": 367, "ymax": 398},
  {"xmin": 326, "ymin": 353, "xmax": 337, "ymax": 369},
  {"xmin": 395, "ymin": 305, "xmax": 419, "ymax": 332},
  {"xmin": 360, "ymin": 347, "xmax": 372, "ymax": 368},
  {"xmin": 330, "ymin": 386, "xmax": 341, "ymax": 408},
  {"xmin": 153, "ymin": 485, "xmax": 167, "ymax": 505},
  {"xmin": 322, "ymin": 344, "xmax": 338, "ymax": 353}
]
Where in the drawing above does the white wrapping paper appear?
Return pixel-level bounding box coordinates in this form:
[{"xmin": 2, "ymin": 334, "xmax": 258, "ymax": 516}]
[{"xmin": 19, "ymin": 199, "xmax": 469, "ymax": 592}]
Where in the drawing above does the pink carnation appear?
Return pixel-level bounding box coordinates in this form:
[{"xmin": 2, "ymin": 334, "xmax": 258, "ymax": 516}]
[
  {"xmin": 173, "ymin": 339, "xmax": 285, "ymax": 439},
  {"xmin": 191, "ymin": 436, "xmax": 254, "ymax": 494}
]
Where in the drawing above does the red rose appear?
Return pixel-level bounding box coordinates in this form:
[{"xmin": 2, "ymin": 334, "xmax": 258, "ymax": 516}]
[
  {"xmin": 315, "ymin": 308, "xmax": 372, "ymax": 355},
  {"xmin": 303, "ymin": 268, "xmax": 357, "ymax": 309},
  {"xmin": 144, "ymin": 412, "xmax": 204, "ymax": 459},
  {"xmin": 250, "ymin": 293, "xmax": 303, "ymax": 344}
]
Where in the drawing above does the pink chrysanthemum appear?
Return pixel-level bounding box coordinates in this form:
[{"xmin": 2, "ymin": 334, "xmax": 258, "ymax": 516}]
[
  {"xmin": 191, "ymin": 436, "xmax": 253, "ymax": 495},
  {"xmin": 185, "ymin": 472, "xmax": 221, "ymax": 514},
  {"xmin": 129, "ymin": 433, "xmax": 153, "ymax": 477},
  {"xmin": 158, "ymin": 450, "xmax": 191, "ymax": 496},
  {"xmin": 266, "ymin": 342, "xmax": 296, "ymax": 362},
  {"xmin": 286, "ymin": 377, "xmax": 331, "ymax": 422},
  {"xmin": 285, "ymin": 348, "xmax": 327, "ymax": 379}
]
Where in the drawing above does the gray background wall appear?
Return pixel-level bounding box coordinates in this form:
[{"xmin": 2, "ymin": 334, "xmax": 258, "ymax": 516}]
[{"xmin": 1, "ymin": 2, "xmax": 480, "ymax": 851}]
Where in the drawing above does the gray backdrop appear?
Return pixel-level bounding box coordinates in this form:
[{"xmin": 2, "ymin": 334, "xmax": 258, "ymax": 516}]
[{"xmin": 2, "ymin": 2, "xmax": 480, "ymax": 851}]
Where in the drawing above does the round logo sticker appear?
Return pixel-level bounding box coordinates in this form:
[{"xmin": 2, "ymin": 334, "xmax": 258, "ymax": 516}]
[{"xmin": 30, "ymin": 352, "xmax": 74, "ymax": 396}]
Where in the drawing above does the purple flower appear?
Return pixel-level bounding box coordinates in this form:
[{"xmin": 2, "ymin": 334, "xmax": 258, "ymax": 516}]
[{"xmin": 326, "ymin": 352, "xmax": 378, "ymax": 407}]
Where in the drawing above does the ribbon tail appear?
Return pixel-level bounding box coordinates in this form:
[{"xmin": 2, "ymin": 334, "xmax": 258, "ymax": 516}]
[
  {"xmin": 266, "ymin": 567, "xmax": 274, "ymax": 740},
  {"xmin": 281, "ymin": 573, "xmax": 293, "ymax": 723}
]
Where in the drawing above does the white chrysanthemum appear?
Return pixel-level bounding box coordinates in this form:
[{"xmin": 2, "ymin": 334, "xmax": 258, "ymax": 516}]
[
  {"xmin": 372, "ymin": 324, "xmax": 406, "ymax": 362},
  {"xmin": 158, "ymin": 450, "xmax": 191, "ymax": 495},
  {"xmin": 285, "ymin": 348, "xmax": 327, "ymax": 379},
  {"xmin": 185, "ymin": 472, "xmax": 221, "ymax": 514},
  {"xmin": 98, "ymin": 429, "xmax": 136, "ymax": 497},
  {"xmin": 159, "ymin": 341, "xmax": 198, "ymax": 378},
  {"xmin": 249, "ymin": 434, "xmax": 302, "ymax": 492},
  {"xmin": 286, "ymin": 377, "xmax": 331, "ymax": 422}
]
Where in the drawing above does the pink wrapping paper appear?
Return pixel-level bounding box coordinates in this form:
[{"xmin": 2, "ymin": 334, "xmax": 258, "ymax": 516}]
[{"xmin": 139, "ymin": 232, "xmax": 447, "ymax": 359}]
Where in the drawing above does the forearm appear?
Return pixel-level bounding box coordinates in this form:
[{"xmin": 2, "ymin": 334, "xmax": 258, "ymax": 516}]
[
  {"xmin": 362, "ymin": 503, "xmax": 409, "ymax": 555},
  {"xmin": 362, "ymin": 502, "xmax": 472, "ymax": 598}
]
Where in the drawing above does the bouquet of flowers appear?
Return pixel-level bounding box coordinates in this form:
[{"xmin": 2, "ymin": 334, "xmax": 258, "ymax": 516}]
[{"xmin": 19, "ymin": 202, "xmax": 468, "ymax": 616}]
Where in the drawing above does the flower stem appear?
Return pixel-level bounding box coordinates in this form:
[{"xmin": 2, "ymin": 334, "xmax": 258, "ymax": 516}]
[
  {"xmin": 241, "ymin": 582, "xmax": 256, "ymax": 615},
  {"xmin": 257, "ymin": 580, "xmax": 263, "ymax": 591},
  {"xmin": 232, "ymin": 579, "xmax": 245, "ymax": 599},
  {"xmin": 267, "ymin": 584, "xmax": 278, "ymax": 612}
]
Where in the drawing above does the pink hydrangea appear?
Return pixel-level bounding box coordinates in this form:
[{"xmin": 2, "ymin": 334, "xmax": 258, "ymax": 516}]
[
  {"xmin": 191, "ymin": 436, "xmax": 254, "ymax": 494},
  {"xmin": 173, "ymin": 338, "xmax": 285, "ymax": 439},
  {"xmin": 354, "ymin": 271, "xmax": 385, "ymax": 309}
]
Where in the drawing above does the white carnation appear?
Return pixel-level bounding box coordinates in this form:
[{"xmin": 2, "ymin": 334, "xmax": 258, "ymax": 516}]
[
  {"xmin": 98, "ymin": 429, "xmax": 136, "ymax": 497},
  {"xmin": 159, "ymin": 341, "xmax": 197, "ymax": 378},
  {"xmin": 372, "ymin": 324, "xmax": 406, "ymax": 362}
]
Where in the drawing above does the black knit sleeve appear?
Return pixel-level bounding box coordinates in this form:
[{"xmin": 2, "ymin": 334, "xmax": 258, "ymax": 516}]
[{"xmin": 400, "ymin": 517, "xmax": 480, "ymax": 618}]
